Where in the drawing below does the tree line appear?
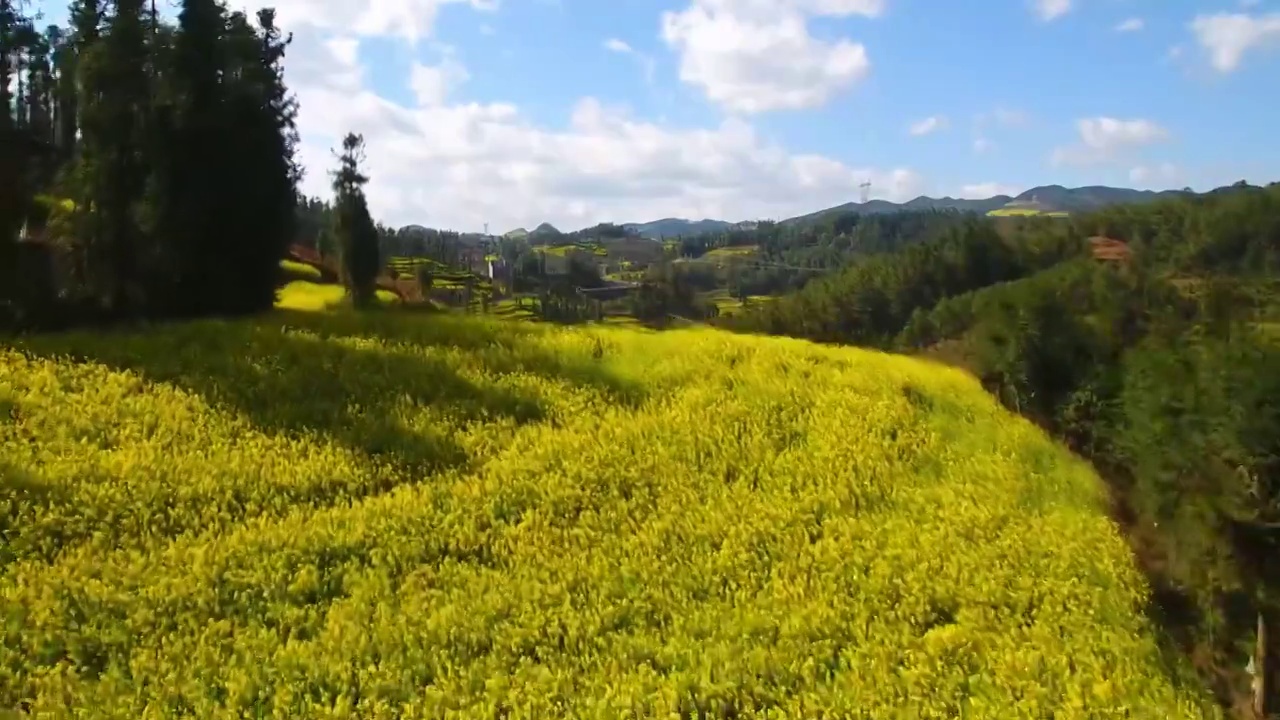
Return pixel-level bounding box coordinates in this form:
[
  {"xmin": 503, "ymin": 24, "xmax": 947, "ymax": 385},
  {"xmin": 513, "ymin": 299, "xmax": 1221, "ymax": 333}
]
[
  {"xmin": 658, "ymin": 210, "xmax": 984, "ymax": 298},
  {"xmin": 0, "ymin": 0, "xmax": 302, "ymax": 328},
  {"xmin": 0, "ymin": 0, "xmax": 405, "ymax": 326},
  {"xmin": 729, "ymin": 183, "xmax": 1280, "ymax": 716}
]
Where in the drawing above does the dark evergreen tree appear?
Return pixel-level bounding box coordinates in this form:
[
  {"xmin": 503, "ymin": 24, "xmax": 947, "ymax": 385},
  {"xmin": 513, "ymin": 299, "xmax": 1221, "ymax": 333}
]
[
  {"xmin": 93, "ymin": 0, "xmax": 151, "ymax": 313},
  {"xmin": 331, "ymin": 132, "xmax": 379, "ymax": 306},
  {"xmin": 148, "ymin": 0, "xmax": 228, "ymax": 315},
  {"xmin": 219, "ymin": 8, "xmax": 299, "ymax": 313}
]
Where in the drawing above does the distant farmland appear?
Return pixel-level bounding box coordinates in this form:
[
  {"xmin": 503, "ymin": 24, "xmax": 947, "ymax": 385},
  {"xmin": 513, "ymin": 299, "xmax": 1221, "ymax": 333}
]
[{"xmin": 986, "ymin": 208, "xmax": 1070, "ymax": 218}]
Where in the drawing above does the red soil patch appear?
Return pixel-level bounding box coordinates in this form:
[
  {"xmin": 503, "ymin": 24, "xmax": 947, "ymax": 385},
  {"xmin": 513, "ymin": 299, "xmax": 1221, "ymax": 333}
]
[{"xmin": 1088, "ymin": 236, "xmax": 1132, "ymax": 263}]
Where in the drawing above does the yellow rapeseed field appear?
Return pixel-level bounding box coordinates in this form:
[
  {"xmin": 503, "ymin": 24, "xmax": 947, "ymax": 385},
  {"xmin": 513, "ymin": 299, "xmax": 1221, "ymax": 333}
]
[
  {"xmin": 275, "ymin": 280, "xmax": 400, "ymax": 311},
  {"xmin": 1, "ymin": 310, "xmax": 1217, "ymax": 719}
]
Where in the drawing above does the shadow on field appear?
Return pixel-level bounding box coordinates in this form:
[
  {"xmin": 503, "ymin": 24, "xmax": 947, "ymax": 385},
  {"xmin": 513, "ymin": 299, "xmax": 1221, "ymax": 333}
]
[
  {"xmin": 6, "ymin": 309, "xmax": 646, "ymax": 478},
  {"xmin": 261, "ymin": 309, "xmax": 649, "ymax": 406},
  {"xmin": 0, "ymin": 461, "xmax": 69, "ymax": 569}
]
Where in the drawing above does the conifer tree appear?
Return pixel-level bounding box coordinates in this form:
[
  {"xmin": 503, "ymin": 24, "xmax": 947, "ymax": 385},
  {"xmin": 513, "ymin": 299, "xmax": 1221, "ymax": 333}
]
[
  {"xmin": 149, "ymin": 0, "xmax": 227, "ymax": 315},
  {"xmin": 331, "ymin": 132, "xmax": 379, "ymax": 306},
  {"xmin": 93, "ymin": 0, "xmax": 151, "ymax": 313},
  {"xmin": 0, "ymin": 0, "xmax": 25, "ymax": 308},
  {"xmin": 219, "ymin": 8, "xmax": 299, "ymax": 313}
]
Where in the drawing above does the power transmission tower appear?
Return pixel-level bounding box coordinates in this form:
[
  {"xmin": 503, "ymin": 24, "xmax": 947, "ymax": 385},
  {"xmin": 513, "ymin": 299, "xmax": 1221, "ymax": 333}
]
[{"xmin": 859, "ymin": 181, "xmax": 871, "ymax": 204}]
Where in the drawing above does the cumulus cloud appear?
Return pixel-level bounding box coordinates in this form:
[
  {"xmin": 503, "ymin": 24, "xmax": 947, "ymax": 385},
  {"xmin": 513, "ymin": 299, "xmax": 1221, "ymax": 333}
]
[
  {"xmin": 1114, "ymin": 17, "xmax": 1143, "ymax": 33},
  {"xmin": 907, "ymin": 115, "xmax": 947, "ymax": 136},
  {"xmin": 1051, "ymin": 117, "xmax": 1170, "ymax": 167},
  {"xmin": 408, "ymin": 54, "xmax": 469, "ymax": 106},
  {"xmin": 660, "ymin": 0, "xmax": 882, "ymax": 113},
  {"xmin": 255, "ymin": 0, "xmax": 497, "ymax": 43},
  {"xmin": 1190, "ymin": 12, "xmax": 1280, "ymax": 72},
  {"xmin": 1032, "ymin": 0, "xmax": 1070, "ymax": 22},
  {"xmin": 959, "ymin": 182, "xmax": 1020, "ymax": 198},
  {"xmin": 275, "ymin": 23, "xmax": 922, "ymax": 232}
]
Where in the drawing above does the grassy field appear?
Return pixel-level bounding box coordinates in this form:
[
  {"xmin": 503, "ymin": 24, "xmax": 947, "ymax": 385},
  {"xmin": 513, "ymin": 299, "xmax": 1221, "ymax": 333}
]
[
  {"xmin": 534, "ymin": 243, "xmax": 608, "ymax": 258},
  {"xmin": 703, "ymin": 289, "xmax": 776, "ymax": 316},
  {"xmin": 0, "ymin": 310, "xmax": 1218, "ymax": 718},
  {"xmin": 704, "ymin": 245, "xmax": 759, "ymax": 258},
  {"xmin": 986, "ymin": 208, "xmax": 1070, "ymax": 218}
]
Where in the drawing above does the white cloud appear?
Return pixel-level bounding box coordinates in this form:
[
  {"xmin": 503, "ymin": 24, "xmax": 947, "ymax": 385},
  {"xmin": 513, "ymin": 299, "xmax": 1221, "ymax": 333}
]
[
  {"xmin": 1190, "ymin": 12, "xmax": 1280, "ymax": 72},
  {"xmin": 972, "ymin": 137, "xmax": 994, "ymax": 154},
  {"xmin": 907, "ymin": 115, "xmax": 948, "ymax": 136},
  {"xmin": 1129, "ymin": 163, "xmax": 1182, "ymax": 187},
  {"xmin": 660, "ymin": 0, "xmax": 882, "ymax": 113},
  {"xmin": 959, "ymin": 182, "xmax": 1019, "ymax": 198},
  {"xmin": 245, "ymin": 0, "xmax": 497, "ymax": 43},
  {"xmin": 1032, "ymin": 0, "xmax": 1071, "ymax": 22},
  {"xmin": 1114, "ymin": 17, "xmax": 1144, "ymax": 33},
  {"xmin": 603, "ymin": 38, "xmax": 657, "ymax": 84},
  {"xmin": 408, "ymin": 54, "xmax": 469, "ymax": 106},
  {"xmin": 604, "ymin": 38, "xmax": 632, "ymax": 53},
  {"xmin": 1051, "ymin": 117, "xmax": 1170, "ymax": 166},
  {"xmin": 281, "ymin": 29, "xmax": 923, "ymax": 232}
]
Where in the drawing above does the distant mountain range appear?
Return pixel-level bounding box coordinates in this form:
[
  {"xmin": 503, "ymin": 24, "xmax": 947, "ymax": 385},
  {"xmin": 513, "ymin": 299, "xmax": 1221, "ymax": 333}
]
[
  {"xmin": 620, "ymin": 218, "xmax": 759, "ymax": 239},
  {"xmin": 429, "ymin": 184, "xmax": 1238, "ymax": 243},
  {"xmin": 614, "ymin": 183, "xmax": 1192, "ymax": 237},
  {"xmin": 505, "ymin": 185, "xmax": 1196, "ymax": 240}
]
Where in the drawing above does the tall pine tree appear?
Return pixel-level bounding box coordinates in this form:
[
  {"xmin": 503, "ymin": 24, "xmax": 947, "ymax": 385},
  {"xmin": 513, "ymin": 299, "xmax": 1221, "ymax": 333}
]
[
  {"xmin": 220, "ymin": 8, "xmax": 299, "ymax": 314},
  {"xmin": 331, "ymin": 132, "xmax": 379, "ymax": 306}
]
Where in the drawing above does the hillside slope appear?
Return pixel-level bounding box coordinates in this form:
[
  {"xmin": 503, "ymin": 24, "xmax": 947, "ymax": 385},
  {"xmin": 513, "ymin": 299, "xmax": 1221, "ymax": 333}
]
[{"xmin": 0, "ymin": 312, "xmax": 1216, "ymax": 717}]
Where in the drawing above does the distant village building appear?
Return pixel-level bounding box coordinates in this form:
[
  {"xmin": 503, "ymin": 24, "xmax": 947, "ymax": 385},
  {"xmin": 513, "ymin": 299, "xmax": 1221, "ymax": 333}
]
[{"xmin": 486, "ymin": 256, "xmax": 508, "ymax": 280}]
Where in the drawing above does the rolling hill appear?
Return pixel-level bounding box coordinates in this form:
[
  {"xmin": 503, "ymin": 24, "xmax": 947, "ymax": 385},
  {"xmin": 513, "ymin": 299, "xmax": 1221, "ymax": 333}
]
[
  {"xmin": 621, "ymin": 218, "xmax": 744, "ymax": 239},
  {"xmin": 529, "ymin": 222, "xmax": 563, "ymax": 239},
  {"xmin": 0, "ymin": 309, "xmax": 1217, "ymax": 716},
  {"xmin": 507, "ymin": 185, "xmax": 1211, "ymax": 241},
  {"xmin": 781, "ymin": 195, "xmax": 1013, "ymax": 226},
  {"xmin": 783, "ymin": 185, "xmax": 1199, "ymax": 226},
  {"xmin": 999, "ymin": 185, "xmax": 1190, "ymax": 213}
]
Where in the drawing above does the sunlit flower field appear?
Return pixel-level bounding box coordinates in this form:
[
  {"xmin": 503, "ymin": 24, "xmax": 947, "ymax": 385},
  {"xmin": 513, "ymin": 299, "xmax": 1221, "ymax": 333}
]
[{"xmin": 0, "ymin": 310, "xmax": 1217, "ymax": 718}]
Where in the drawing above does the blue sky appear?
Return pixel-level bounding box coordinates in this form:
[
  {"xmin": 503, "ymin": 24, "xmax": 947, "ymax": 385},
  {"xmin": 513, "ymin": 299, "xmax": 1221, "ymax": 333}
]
[{"xmin": 30, "ymin": 0, "xmax": 1280, "ymax": 231}]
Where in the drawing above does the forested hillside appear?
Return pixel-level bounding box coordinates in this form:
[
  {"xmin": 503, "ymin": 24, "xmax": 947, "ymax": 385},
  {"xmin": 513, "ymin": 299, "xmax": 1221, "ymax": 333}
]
[{"xmin": 727, "ymin": 184, "xmax": 1280, "ymax": 713}]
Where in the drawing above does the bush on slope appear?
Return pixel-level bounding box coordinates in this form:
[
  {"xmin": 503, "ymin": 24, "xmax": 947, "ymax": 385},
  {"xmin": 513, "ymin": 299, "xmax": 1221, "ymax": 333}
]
[{"xmin": 0, "ymin": 311, "xmax": 1216, "ymax": 718}]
